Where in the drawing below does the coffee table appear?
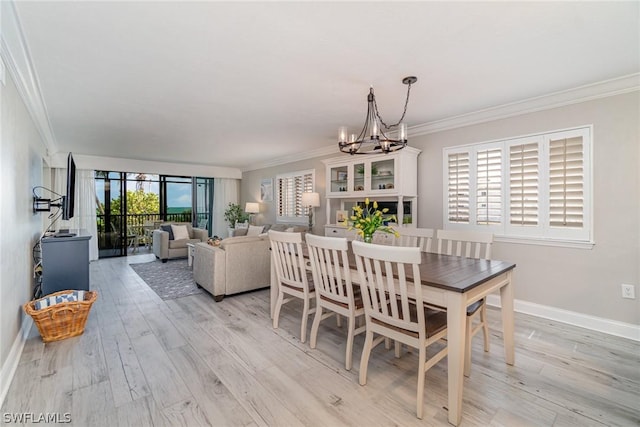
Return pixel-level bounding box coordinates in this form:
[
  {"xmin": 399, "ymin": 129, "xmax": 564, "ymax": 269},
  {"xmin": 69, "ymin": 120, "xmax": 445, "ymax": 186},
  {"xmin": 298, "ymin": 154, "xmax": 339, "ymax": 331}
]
[{"xmin": 186, "ymin": 243, "xmax": 195, "ymax": 268}]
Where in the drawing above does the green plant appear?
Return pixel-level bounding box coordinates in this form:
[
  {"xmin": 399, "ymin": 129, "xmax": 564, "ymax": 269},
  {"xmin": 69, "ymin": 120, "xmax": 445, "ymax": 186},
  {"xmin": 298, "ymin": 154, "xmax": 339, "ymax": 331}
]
[
  {"xmin": 224, "ymin": 203, "xmax": 249, "ymax": 227},
  {"xmin": 356, "ymin": 164, "xmax": 378, "ymax": 175},
  {"xmin": 345, "ymin": 198, "xmax": 398, "ymax": 242}
]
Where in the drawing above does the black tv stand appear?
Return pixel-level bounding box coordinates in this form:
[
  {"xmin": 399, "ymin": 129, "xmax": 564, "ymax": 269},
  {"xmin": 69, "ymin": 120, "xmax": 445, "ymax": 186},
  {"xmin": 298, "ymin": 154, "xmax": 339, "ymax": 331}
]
[{"xmin": 41, "ymin": 229, "xmax": 91, "ymax": 294}]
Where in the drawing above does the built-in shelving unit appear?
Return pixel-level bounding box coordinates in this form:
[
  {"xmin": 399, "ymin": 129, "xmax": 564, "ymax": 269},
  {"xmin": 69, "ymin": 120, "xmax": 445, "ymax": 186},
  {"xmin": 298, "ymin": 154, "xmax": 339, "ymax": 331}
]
[{"xmin": 322, "ymin": 147, "xmax": 420, "ymax": 238}]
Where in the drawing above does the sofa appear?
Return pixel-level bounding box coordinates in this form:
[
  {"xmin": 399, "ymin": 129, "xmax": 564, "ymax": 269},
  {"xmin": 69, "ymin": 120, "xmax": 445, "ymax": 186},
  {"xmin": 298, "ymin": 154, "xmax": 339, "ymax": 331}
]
[
  {"xmin": 231, "ymin": 223, "xmax": 308, "ymax": 237},
  {"xmin": 152, "ymin": 222, "xmax": 208, "ymax": 262},
  {"xmin": 193, "ymin": 235, "xmax": 271, "ymax": 301}
]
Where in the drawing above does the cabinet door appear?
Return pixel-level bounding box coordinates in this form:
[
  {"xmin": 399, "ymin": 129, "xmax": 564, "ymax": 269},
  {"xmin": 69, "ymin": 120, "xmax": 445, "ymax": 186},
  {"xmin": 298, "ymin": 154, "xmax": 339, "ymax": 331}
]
[
  {"xmin": 328, "ymin": 164, "xmax": 350, "ymax": 195},
  {"xmin": 353, "ymin": 161, "xmax": 366, "ymax": 194},
  {"xmin": 369, "ymin": 158, "xmax": 396, "ymax": 193}
]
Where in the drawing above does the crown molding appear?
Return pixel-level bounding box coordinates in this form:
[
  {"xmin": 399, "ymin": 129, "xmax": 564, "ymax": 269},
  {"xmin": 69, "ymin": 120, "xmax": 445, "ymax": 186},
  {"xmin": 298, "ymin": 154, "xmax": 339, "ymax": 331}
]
[
  {"xmin": 243, "ymin": 74, "xmax": 639, "ymax": 172},
  {"xmin": 409, "ymin": 73, "xmax": 640, "ymax": 137},
  {"xmin": 242, "ymin": 144, "xmax": 337, "ymax": 172},
  {"xmin": 0, "ymin": 0, "xmax": 57, "ymax": 155}
]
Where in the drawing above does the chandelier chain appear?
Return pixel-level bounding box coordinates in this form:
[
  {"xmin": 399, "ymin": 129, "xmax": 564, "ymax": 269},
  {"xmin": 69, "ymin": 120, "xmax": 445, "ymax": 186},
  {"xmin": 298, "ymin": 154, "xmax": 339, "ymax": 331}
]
[{"xmin": 373, "ymin": 81, "xmax": 413, "ymax": 130}]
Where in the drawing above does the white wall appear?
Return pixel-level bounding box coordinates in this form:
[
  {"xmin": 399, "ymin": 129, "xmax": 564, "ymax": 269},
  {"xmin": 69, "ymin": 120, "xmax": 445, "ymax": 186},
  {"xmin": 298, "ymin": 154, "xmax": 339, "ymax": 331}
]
[
  {"xmin": 0, "ymin": 68, "xmax": 48, "ymax": 376},
  {"xmin": 241, "ymin": 92, "xmax": 640, "ymax": 328},
  {"xmin": 412, "ymin": 92, "xmax": 639, "ymax": 326},
  {"xmin": 241, "ymin": 156, "xmax": 332, "ymax": 231},
  {"xmin": 48, "ymin": 152, "xmax": 242, "ymax": 179}
]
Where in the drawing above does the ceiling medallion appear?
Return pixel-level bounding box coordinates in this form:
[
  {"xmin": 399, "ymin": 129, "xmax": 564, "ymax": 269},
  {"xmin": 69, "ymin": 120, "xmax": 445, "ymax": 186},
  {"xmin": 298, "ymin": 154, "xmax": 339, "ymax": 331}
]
[{"xmin": 338, "ymin": 76, "xmax": 417, "ymax": 155}]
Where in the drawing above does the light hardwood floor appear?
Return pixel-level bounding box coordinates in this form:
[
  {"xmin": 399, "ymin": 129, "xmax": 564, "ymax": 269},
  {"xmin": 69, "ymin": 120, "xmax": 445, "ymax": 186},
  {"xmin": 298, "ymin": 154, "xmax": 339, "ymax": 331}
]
[{"xmin": 2, "ymin": 253, "xmax": 639, "ymax": 426}]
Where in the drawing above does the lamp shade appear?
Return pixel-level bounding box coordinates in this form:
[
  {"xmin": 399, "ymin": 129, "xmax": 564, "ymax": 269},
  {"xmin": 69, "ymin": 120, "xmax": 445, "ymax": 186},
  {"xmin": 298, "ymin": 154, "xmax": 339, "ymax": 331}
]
[
  {"xmin": 301, "ymin": 192, "xmax": 320, "ymax": 207},
  {"xmin": 245, "ymin": 202, "xmax": 260, "ymax": 213}
]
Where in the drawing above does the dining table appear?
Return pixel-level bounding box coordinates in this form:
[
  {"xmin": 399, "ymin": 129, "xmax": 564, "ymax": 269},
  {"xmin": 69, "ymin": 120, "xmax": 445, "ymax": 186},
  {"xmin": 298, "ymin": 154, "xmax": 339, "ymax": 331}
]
[{"xmin": 270, "ymin": 244, "xmax": 516, "ymax": 426}]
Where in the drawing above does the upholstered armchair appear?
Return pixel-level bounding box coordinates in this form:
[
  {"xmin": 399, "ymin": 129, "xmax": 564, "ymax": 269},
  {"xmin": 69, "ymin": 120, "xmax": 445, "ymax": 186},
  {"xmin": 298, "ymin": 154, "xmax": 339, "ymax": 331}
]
[{"xmin": 152, "ymin": 222, "xmax": 208, "ymax": 262}]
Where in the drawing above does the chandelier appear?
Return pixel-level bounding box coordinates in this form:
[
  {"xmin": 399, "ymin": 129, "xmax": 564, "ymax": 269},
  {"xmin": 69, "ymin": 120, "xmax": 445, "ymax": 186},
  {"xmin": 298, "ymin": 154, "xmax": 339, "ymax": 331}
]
[{"xmin": 338, "ymin": 76, "xmax": 417, "ymax": 155}]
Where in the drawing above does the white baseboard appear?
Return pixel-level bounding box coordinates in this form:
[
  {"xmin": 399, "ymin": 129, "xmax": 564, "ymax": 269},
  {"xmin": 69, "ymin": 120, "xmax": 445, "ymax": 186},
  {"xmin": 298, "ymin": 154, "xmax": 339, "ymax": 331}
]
[
  {"xmin": 0, "ymin": 316, "xmax": 32, "ymax": 407},
  {"xmin": 486, "ymin": 295, "xmax": 640, "ymax": 342}
]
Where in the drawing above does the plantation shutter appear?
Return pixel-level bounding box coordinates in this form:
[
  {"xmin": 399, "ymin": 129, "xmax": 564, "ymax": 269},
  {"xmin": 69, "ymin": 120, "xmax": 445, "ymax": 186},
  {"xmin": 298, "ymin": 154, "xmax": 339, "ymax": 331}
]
[
  {"xmin": 509, "ymin": 142, "xmax": 539, "ymax": 226},
  {"xmin": 549, "ymin": 135, "xmax": 584, "ymax": 228},
  {"xmin": 447, "ymin": 152, "xmax": 470, "ymax": 223},
  {"xmin": 476, "ymin": 148, "xmax": 502, "ymax": 225},
  {"xmin": 277, "ymin": 171, "xmax": 314, "ymax": 218}
]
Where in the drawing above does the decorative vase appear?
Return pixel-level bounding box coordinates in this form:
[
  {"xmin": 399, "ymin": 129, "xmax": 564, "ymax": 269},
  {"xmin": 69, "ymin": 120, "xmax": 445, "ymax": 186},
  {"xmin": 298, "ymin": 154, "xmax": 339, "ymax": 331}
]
[{"xmin": 363, "ymin": 233, "xmax": 373, "ymax": 243}]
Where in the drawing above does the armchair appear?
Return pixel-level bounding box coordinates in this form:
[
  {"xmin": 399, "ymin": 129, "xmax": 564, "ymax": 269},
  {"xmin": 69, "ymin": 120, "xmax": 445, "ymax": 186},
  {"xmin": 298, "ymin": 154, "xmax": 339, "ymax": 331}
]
[{"xmin": 152, "ymin": 222, "xmax": 208, "ymax": 262}]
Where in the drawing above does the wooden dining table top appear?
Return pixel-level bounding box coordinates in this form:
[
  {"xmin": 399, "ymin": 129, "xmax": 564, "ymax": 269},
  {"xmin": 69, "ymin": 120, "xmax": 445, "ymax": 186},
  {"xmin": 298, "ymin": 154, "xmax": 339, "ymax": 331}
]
[
  {"xmin": 301, "ymin": 244, "xmax": 516, "ymax": 294},
  {"xmin": 408, "ymin": 252, "xmax": 515, "ymax": 293}
]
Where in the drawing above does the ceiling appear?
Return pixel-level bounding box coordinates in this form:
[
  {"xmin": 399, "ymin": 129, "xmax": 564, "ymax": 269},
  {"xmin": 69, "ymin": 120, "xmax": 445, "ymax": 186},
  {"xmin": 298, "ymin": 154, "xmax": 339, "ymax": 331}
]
[{"xmin": 12, "ymin": 1, "xmax": 640, "ymax": 170}]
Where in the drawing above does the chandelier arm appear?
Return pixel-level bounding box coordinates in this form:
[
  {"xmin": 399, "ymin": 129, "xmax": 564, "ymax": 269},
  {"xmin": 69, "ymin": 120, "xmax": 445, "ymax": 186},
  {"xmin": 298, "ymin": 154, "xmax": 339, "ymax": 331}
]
[
  {"xmin": 373, "ymin": 81, "xmax": 413, "ymax": 130},
  {"xmin": 354, "ymin": 99, "xmax": 374, "ymax": 142}
]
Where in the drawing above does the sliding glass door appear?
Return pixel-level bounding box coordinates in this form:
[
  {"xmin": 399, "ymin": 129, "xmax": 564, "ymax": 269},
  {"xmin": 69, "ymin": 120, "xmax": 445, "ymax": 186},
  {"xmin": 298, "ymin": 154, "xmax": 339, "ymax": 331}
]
[
  {"xmin": 195, "ymin": 177, "xmax": 214, "ymax": 233},
  {"xmin": 96, "ymin": 172, "xmax": 214, "ymax": 258},
  {"xmin": 95, "ymin": 171, "xmax": 126, "ymax": 258}
]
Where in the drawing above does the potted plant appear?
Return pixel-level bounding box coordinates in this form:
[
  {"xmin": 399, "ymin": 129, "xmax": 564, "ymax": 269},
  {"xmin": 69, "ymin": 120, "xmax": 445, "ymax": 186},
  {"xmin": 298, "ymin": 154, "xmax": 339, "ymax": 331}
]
[
  {"xmin": 356, "ymin": 164, "xmax": 378, "ymax": 176},
  {"xmin": 224, "ymin": 203, "xmax": 249, "ymax": 236}
]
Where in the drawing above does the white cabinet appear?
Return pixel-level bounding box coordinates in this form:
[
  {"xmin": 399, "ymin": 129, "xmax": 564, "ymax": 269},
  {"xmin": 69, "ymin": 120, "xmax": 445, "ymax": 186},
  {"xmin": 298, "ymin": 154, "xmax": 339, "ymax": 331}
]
[
  {"xmin": 325, "ymin": 147, "xmax": 420, "ymax": 198},
  {"xmin": 322, "ymin": 147, "xmax": 421, "ymax": 227}
]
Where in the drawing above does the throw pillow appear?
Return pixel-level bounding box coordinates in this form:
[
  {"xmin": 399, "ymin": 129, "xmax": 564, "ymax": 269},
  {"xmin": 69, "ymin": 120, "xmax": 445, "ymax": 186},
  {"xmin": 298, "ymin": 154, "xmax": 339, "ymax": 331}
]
[
  {"xmin": 247, "ymin": 225, "xmax": 264, "ymax": 236},
  {"xmin": 171, "ymin": 224, "xmax": 190, "ymax": 240},
  {"xmin": 160, "ymin": 224, "xmax": 174, "ymax": 240},
  {"xmin": 233, "ymin": 228, "xmax": 248, "ymax": 237}
]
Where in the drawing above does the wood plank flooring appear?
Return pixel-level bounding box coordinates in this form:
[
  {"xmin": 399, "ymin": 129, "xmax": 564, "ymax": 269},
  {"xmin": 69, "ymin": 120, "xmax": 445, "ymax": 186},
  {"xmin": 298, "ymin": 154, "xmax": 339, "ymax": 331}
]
[{"xmin": 2, "ymin": 253, "xmax": 639, "ymax": 426}]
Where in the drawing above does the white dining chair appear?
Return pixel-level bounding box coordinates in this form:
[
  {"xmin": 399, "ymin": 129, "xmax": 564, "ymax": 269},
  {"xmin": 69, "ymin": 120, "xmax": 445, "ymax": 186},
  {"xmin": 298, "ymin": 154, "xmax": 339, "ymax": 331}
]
[
  {"xmin": 352, "ymin": 241, "xmax": 448, "ymax": 419},
  {"xmin": 436, "ymin": 229, "xmax": 493, "ymax": 376},
  {"xmin": 306, "ymin": 234, "xmax": 365, "ymax": 370},
  {"xmin": 269, "ymin": 230, "xmax": 316, "ymax": 343},
  {"xmin": 394, "ymin": 227, "xmax": 435, "ymax": 252}
]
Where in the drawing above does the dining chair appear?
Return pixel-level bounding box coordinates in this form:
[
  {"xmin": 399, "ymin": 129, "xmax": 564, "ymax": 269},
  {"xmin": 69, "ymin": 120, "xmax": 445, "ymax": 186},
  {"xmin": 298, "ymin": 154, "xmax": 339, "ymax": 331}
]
[
  {"xmin": 352, "ymin": 241, "xmax": 448, "ymax": 419},
  {"xmin": 269, "ymin": 230, "xmax": 316, "ymax": 343},
  {"xmin": 436, "ymin": 229, "xmax": 493, "ymax": 376},
  {"xmin": 394, "ymin": 227, "xmax": 435, "ymax": 252},
  {"xmin": 306, "ymin": 234, "xmax": 365, "ymax": 370}
]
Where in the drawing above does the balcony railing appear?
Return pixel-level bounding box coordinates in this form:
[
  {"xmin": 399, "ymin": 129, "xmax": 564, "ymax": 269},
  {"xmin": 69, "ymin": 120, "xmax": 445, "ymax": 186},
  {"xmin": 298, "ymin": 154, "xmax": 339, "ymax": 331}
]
[{"xmin": 97, "ymin": 212, "xmax": 209, "ymax": 257}]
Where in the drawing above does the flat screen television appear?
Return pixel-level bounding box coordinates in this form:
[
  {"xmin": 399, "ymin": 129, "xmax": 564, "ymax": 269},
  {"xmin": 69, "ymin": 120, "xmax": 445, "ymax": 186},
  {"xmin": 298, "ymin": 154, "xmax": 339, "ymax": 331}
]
[{"xmin": 62, "ymin": 152, "xmax": 76, "ymax": 220}]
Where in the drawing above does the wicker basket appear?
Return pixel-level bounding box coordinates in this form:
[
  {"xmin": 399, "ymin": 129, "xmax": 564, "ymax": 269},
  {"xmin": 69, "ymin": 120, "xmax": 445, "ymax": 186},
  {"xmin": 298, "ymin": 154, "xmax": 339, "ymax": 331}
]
[{"xmin": 23, "ymin": 290, "xmax": 98, "ymax": 343}]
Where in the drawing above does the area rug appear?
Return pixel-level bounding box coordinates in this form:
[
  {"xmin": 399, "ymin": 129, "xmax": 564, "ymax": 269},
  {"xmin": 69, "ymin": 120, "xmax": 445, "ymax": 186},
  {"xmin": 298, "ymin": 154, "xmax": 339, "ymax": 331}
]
[{"xmin": 129, "ymin": 259, "xmax": 203, "ymax": 300}]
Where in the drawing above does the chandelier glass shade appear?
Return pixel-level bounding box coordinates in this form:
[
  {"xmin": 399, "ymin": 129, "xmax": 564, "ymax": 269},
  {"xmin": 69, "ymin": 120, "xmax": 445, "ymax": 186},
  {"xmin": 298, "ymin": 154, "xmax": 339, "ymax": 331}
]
[{"xmin": 338, "ymin": 76, "xmax": 416, "ymax": 155}]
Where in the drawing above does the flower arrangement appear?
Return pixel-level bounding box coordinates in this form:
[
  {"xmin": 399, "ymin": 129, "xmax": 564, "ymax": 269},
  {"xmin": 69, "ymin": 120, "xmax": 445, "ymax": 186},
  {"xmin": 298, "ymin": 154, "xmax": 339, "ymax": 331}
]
[{"xmin": 343, "ymin": 198, "xmax": 399, "ymax": 243}]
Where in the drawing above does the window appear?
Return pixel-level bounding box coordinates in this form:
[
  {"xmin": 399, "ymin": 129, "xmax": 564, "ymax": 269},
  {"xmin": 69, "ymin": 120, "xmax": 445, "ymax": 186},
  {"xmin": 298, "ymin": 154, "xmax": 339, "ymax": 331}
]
[
  {"xmin": 276, "ymin": 169, "xmax": 315, "ymax": 223},
  {"xmin": 443, "ymin": 126, "xmax": 592, "ymax": 244},
  {"xmin": 447, "ymin": 152, "xmax": 470, "ymax": 223}
]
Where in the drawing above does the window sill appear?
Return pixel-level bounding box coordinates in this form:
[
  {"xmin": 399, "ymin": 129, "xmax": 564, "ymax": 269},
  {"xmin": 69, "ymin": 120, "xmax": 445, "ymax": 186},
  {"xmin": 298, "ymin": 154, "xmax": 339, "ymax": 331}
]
[{"xmin": 495, "ymin": 236, "xmax": 594, "ymax": 250}]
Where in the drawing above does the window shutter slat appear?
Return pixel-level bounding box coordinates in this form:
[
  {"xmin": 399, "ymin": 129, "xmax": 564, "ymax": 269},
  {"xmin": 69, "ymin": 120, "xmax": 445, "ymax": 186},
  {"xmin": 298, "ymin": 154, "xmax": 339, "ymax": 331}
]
[
  {"xmin": 549, "ymin": 136, "xmax": 584, "ymax": 228},
  {"xmin": 277, "ymin": 171, "xmax": 314, "ymax": 219},
  {"xmin": 447, "ymin": 152, "xmax": 470, "ymax": 223},
  {"xmin": 510, "ymin": 142, "xmax": 539, "ymax": 226},
  {"xmin": 477, "ymin": 148, "xmax": 502, "ymax": 225}
]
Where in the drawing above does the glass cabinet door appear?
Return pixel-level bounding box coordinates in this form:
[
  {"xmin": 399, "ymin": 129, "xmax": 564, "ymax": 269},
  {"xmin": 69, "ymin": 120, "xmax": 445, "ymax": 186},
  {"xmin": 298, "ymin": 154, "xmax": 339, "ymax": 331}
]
[
  {"xmin": 330, "ymin": 165, "xmax": 349, "ymax": 193},
  {"xmin": 353, "ymin": 162, "xmax": 365, "ymax": 193},
  {"xmin": 369, "ymin": 158, "xmax": 395, "ymax": 192}
]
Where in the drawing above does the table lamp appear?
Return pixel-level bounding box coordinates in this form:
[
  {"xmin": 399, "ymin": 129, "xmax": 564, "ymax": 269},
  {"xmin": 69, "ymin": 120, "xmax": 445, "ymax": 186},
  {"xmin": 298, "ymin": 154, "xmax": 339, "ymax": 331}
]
[
  {"xmin": 301, "ymin": 192, "xmax": 320, "ymax": 231},
  {"xmin": 245, "ymin": 202, "xmax": 260, "ymax": 225}
]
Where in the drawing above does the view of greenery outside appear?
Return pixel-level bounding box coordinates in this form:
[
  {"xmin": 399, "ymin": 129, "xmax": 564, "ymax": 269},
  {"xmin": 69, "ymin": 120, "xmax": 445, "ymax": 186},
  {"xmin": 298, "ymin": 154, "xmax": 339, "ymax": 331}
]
[
  {"xmin": 109, "ymin": 190, "xmax": 160, "ymax": 216},
  {"xmin": 95, "ymin": 172, "xmax": 200, "ymax": 258}
]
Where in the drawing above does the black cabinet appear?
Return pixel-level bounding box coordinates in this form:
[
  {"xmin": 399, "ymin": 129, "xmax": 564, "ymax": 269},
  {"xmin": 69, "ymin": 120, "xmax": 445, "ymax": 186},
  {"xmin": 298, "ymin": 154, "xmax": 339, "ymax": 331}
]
[{"xmin": 41, "ymin": 229, "xmax": 91, "ymax": 295}]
